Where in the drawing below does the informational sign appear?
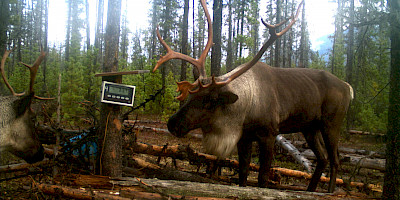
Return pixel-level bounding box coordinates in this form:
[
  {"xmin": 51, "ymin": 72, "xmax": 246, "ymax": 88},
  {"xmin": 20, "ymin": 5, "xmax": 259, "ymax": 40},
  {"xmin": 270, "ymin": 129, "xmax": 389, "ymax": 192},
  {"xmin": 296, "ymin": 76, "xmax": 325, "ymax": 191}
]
[{"xmin": 101, "ymin": 81, "xmax": 136, "ymax": 107}]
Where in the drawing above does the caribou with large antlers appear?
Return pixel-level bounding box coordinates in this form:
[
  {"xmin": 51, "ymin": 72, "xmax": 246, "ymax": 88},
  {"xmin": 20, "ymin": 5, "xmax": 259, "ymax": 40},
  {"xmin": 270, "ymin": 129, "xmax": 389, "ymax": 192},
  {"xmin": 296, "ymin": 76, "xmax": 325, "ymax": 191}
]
[
  {"xmin": 153, "ymin": 0, "xmax": 353, "ymax": 193},
  {"xmin": 0, "ymin": 49, "xmax": 48, "ymax": 163}
]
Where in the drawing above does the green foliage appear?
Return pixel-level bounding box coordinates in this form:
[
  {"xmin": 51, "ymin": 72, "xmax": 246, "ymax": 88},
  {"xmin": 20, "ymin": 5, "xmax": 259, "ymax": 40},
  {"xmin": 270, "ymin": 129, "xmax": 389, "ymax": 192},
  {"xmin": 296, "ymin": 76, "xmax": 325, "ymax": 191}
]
[
  {"xmin": 356, "ymin": 103, "xmax": 388, "ymax": 133},
  {"xmin": 308, "ymin": 51, "xmax": 327, "ymax": 70},
  {"xmin": 160, "ymin": 72, "xmax": 180, "ymax": 120},
  {"xmin": 1, "ymin": 0, "xmax": 391, "ymax": 135},
  {"xmin": 61, "ymin": 58, "xmax": 86, "ymax": 125}
]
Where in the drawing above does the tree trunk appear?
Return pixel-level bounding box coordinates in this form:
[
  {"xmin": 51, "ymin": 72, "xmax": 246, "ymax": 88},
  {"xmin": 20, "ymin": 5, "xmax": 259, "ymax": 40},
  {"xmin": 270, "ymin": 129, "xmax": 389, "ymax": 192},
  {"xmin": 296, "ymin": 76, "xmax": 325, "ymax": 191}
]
[
  {"xmin": 149, "ymin": 0, "xmax": 159, "ymax": 60},
  {"xmin": 287, "ymin": 0, "xmax": 294, "ymax": 68},
  {"xmin": 383, "ymin": 0, "xmax": 400, "ymax": 198},
  {"xmin": 85, "ymin": 0, "xmax": 90, "ymax": 52},
  {"xmin": 0, "ymin": 0, "xmax": 9, "ymax": 53},
  {"xmin": 268, "ymin": 0, "xmax": 274, "ymax": 66},
  {"xmin": 65, "ymin": 0, "xmax": 72, "ymax": 62},
  {"xmin": 226, "ymin": 0, "xmax": 233, "ymax": 72},
  {"xmin": 180, "ymin": 0, "xmax": 189, "ymax": 83},
  {"xmin": 94, "ymin": 0, "xmax": 104, "ymax": 67},
  {"xmin": 274, "ymin": 0, "xmax": 281, "ymax": 67},
  {"xmin": 250, "ymin": 0, "xmax": 259, "ymax": 57},
  {"xmin": 282, "ymin": 0, "xmax": 287, "ymax": 68},
  {"xmin": 98, "ymin": 0, "xmax": 123, "ymax": 177},
  {"xmin": 42, "ymin": 0, "xmax": 49, "ymax": 93},
  {"xmin": 238, "ymin": 0, "xmax": 245, "ymax": 58},
  {"xmin": 345, "ymin": 0, "xmax": 355, "ymax": 130},
  {"xmin": 211, "ymin": 0, "xmax": 222, "ymax": 76},
  {"xmin": 192, "ymin": 0, "xmax": 196, "ymax": 60},
  {"xmin": 299, "ymin": 1, "xmax": 306, "ymax": 68}
]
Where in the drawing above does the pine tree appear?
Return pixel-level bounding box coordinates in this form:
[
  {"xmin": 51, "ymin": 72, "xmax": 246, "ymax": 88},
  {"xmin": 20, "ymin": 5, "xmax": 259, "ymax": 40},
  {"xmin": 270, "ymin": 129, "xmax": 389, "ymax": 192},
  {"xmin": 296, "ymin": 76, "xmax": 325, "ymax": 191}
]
[
  {"xmin": 383, "ymin": 0, "xmax": 400, "ymax": 198},
  {"xmin": 98, "ymin": 0, "xmax": 123, "ymax": 177},
  {"xmin": 211, "ymin": 0, "xmax": 223, "ymax": 76}
]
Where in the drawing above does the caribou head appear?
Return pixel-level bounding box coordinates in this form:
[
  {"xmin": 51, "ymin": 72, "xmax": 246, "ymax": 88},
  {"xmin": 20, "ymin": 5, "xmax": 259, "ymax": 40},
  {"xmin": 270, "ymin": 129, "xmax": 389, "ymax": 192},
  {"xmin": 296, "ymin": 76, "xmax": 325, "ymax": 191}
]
[{"xmin": 0, "ymin": 49, "xmax": 49, "ymax": 163}]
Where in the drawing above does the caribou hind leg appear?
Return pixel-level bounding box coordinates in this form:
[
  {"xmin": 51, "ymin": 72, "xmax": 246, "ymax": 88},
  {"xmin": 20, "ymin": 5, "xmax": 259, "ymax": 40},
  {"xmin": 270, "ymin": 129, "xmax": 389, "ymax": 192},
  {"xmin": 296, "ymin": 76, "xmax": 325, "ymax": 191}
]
[
  {"xmin": 303, "ymin": 129, "xmax": 329, "ymax": 192},
  {"xmin": 321, "ymin": 126, "xmax": 341, "ymax": 193}
]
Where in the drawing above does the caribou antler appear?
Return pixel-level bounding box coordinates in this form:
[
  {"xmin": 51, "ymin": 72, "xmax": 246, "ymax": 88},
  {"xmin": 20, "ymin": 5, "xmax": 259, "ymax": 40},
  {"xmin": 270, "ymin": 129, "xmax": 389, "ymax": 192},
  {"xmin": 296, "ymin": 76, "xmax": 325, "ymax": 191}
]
[
  {"xmin": 1, "ymin": 49, "xmax": 25, "ymax": 96},
  {"xmin": 1, "ymin": 49, "xmax": 53, "ymax": 100},
  {"xmin": 153, "ymin": 0, "xmax": 303, "ymax": 101},
  {"xmin": 153, "ymin": 0, "xmax": 212, "ymax": 101},
  {"xmin": 215, "ymin": 0, "xmax": 304, "ymax": 86},
  {"xmin": 153, "ymin": 0, "xmax": 212, "ymax": 79}
]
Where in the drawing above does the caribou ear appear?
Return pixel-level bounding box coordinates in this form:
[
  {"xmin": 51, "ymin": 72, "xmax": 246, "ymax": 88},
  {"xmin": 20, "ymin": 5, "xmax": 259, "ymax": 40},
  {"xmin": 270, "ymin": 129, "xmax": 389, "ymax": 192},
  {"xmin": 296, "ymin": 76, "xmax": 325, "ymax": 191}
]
[{"xmin": 218, "ymin": 91, "xmax": 238, "ymax": 105}]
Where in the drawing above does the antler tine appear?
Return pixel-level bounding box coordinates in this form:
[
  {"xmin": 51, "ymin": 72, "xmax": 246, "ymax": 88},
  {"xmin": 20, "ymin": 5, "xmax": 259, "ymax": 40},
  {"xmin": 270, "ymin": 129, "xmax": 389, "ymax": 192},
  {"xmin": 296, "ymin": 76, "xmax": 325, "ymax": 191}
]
[
  {"xmin": 153, "ymin": 26, "xmax": 203, "ymax": 74},
  {"xmin": 276, "ymin": 0, "xmax": 303, "ymax": 37},
  {"xmin": 153, "ymin": 0, "xmax": 214, "ymax": 101},
  {"xmin": 20, "ymin": 50, "xmax": 46, "ymax": 94},
  {"xmin": 215, "ymin": 0, "xmax": 304, "ymax": 86},
  {"xmin": 20, "ymin": 50, "xmax": 54, "ymax": 100},
  {"xmin": 197, "ymin": 0, "xmax": 213, "ymax": 68},
  {"xmin": 153, "ymin": 0, "xmax": 212, "ymax": 79},
  {"xmin": 1, "ymin": 49, "xmax": 25, "ymax": 96},
  {"xmin": 261, "ymin": 16, "xmax": 292, "ymax": 31}
]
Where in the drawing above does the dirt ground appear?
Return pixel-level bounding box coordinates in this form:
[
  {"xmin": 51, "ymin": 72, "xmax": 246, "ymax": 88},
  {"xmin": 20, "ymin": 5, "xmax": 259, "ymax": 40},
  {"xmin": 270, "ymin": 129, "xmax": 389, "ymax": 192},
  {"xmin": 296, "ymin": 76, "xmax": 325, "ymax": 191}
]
[{"xmin": 0, "ymin": 114, "xmax": 385, "ymax": 199}]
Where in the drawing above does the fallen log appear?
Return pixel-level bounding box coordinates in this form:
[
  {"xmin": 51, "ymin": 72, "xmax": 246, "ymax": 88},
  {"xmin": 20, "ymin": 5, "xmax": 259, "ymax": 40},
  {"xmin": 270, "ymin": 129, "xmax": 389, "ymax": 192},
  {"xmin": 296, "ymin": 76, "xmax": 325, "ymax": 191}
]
[
  {"xmin": 292, "ymin": 140, "xmax": 385, "ymax": 159},
  {"xmin": 63, "ymin": 174, "xmax": 233, "ymax": 200},
  {"xmin": 31, "ymin": 183, "xmax": 130, "ymax": 200},
  {"xmin": 128, "ymin": 155, "xmax": 219, "ymax": 184},
  {"xmin": 132, "ymin": 142, "xmax": 260, "ymax": 171},
  {"xmin": 0, "ymin": 160, "xmax": 52, "ymax": 173},
  {"xmin": 131, "ymin": 142, "xmax": 379, "ymax": 190},
  {"xmin": 276, "ymin": 135, "xmax": 312, "ymax": 173},
  {"xmin": 339, "ymin": 147, "xmax": 385, "ymax": 159},
  {"xmin": 301, "ymin": 149, "xmax": 385, "ymax": 171},
  {"xmin": 348, "ymin": 130, "xmax": 385, "ymax": 137},
  {"xmin": 111, "ymin": 177, "xmax": 326, "ymax": 199}
]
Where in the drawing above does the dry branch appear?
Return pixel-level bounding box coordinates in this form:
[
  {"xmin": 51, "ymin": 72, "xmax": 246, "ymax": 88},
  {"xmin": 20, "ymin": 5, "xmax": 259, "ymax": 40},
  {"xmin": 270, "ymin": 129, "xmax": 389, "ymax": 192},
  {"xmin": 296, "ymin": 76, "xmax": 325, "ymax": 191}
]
[
  {"xmin": 64, "ymin": 174, "xmax": 234, "ymax": 200},
  {"xmin": 111, "ymin": 177, "xmax": 324, "ymax": 199},
  {"xmin": 276, "ymin": 135, "xmax": 312, "ymax": 173},
  {"xmin": 131, "ymin": 142, "xmax": 379, "ymax": 190},
  {"xmin": 339, "ymin": 147, "xmax": 385, "ymax": 159},
  {"xmin": 32, "ymin": 183, "xmax": 130, "ymax": 200},
  {"xmin": 348, "ymin": 130, "xmax": 385, "ymax": 136},
  {"xmin": 0, "ymin": 160, "xmax": 52, "ymax": 173},
  {"xmin": 301, "ymin": 149, "xmax": 385, "ymax": 171},
  {"xmin": 128, "ymin": 155, "xmax": 219, "ymax": 184}
]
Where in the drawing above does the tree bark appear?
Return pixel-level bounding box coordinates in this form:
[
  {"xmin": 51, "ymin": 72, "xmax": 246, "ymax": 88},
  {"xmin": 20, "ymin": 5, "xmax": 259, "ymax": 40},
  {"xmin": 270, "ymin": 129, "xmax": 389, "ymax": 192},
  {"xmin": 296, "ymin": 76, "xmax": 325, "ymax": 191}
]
[
  {"xmin": 65, "ymin": 0, "xmax": 72, "ymax": 62},
  {"xmin": 94, "ymin": 0, "xmax": 104, "ymax": 67},
  {"xmin": 211, "ymin": 0, "xmax": 223, "ymax": 76},
  {"xmin": 299, "ymin": 1, "xmax": 306, "ymax": 68},
  {"xmin": 0, "ymin": 0, "xmax": 9, "ymax": 53},
  {"xmin": 85, "ymin": 0, "xmax": 90, "ymax": 52},
  {"xmin": 127, "ymin": 156, "xmax": 218, "ymax": 184},
  {"xmin": 180, "ymin": 0, "xmax": 189, "ymax": 85},
  {"xmin": 274, "ymin": 0, "xmax": 281, "ymax": 67},
  {"xmin": 238, "ymin": 0, "xmax": 245, "ymax": 58},
  {"xmin": 226, "ymin": 0, "xmax": 233, "ymax": 72},
  {"xmin": 383, "ymin": 0, "xmax": 400, "ymax": 198},
  {"xmin": 42, "ymin": 0, "xmax": 49, "ymax": 93},
  {"xmin": 98, "ymin": 0, "xmax": 123, "ymax": 177},
  {"xmin": 345, "ymin": 0, "xmax": 355, "ymax": 130},
  {"xmin": 32, "ymin": 183, "xmax": 130, "ymax": 200}
]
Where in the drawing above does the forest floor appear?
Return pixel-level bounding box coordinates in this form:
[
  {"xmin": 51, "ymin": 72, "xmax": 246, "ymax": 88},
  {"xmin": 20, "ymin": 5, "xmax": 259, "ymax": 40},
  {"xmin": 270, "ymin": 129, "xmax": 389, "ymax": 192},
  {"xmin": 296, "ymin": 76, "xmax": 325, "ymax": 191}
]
[{"xmin": 0, "ymin": 114, "xmax": 385, "ymax": 199}]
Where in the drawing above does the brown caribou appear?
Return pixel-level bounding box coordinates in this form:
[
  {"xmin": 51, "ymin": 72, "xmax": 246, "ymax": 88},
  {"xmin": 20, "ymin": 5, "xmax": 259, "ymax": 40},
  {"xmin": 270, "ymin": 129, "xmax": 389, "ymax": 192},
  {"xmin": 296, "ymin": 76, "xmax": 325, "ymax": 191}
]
[
  {"xmin": 0, "ymin": 49, "xmax": 49, "ymax": 163},
  {"xmin": 153, "ymin": 0, "xmax": 353, "ymax": 193}
]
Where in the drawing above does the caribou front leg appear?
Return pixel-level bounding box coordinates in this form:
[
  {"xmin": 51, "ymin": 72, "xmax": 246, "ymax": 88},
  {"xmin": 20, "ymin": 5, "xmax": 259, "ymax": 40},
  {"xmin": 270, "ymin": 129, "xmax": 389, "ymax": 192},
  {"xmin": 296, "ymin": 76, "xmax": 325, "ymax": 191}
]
[
  {"xmin": 258, "ymin": 134, "xmax": 276, "ymax": 188},
  {"xmin": 237, "ymin": 137, "xmax": 253, "ymax": 187}
]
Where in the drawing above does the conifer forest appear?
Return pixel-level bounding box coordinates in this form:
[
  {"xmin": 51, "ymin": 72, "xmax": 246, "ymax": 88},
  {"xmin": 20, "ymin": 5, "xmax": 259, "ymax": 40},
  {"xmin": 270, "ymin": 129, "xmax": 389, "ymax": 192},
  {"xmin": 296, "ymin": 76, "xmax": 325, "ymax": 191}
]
[{"xmin": 0, "ymin": 0, "xmax": 399, "ymax": 199}]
